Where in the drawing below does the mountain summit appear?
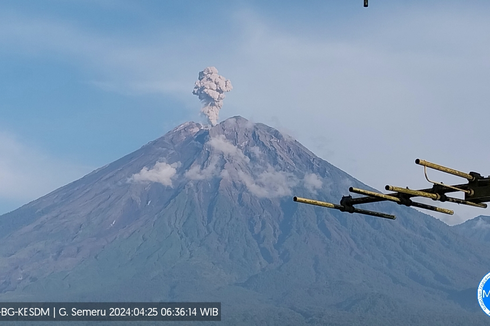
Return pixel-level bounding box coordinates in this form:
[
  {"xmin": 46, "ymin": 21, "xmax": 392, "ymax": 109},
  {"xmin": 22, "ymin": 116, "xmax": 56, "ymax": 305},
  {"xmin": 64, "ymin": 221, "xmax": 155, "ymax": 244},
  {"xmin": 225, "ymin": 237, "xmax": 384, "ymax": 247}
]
[{"xmin": 0, "ymin": 116, "xmax": 489, "ymax": 325}]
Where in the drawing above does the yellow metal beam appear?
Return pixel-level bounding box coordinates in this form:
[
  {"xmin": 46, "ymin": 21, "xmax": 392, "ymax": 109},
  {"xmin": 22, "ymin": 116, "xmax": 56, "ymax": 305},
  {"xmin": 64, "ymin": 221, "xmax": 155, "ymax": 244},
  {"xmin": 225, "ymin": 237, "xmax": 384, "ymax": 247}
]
[
  {"xmin": 386, "ymin": 185, "xmax": 487, "ymax": 209},
  {"xmin": 415, "ymin": 159, "xmax": 475, "ymax": 181},
  {"xmin": 293, "ymin": 196, "xmax": 396, "ymax": 219},
  {"xmin": 385, "ymin": 185, "xmax": 441, "ymax": 200},
  {"xmin": 293, "ymin": 197, "xmax": 337, "ymax": 209}
]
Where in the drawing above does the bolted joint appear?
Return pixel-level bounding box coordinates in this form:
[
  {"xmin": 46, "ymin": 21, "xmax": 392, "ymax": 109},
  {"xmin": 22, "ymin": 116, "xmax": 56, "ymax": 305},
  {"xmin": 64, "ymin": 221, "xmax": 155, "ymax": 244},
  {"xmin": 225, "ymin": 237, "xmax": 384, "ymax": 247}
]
[
  {"xmin": 398, "ymin": 196, "xmax": 412, "ymax": 207},
  {"xmin": 340, "ymin": 196, "xmax": 355, "ymax": 213}
]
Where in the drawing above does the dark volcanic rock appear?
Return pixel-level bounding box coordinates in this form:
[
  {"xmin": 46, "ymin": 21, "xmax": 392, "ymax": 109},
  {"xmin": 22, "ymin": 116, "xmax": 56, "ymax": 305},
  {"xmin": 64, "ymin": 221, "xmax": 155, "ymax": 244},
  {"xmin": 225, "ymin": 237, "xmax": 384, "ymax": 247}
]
[{"xmin": 0, "ymin": 116, "xmax": 489, "ymax": 325}]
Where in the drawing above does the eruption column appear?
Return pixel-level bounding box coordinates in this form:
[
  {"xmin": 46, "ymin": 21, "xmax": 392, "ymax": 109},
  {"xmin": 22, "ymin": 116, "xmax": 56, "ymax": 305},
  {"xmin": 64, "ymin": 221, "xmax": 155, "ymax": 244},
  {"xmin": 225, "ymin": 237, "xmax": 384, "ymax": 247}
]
[{"xmin": 192, "ymin": 67, "xmax": 233, "ymax": 126}]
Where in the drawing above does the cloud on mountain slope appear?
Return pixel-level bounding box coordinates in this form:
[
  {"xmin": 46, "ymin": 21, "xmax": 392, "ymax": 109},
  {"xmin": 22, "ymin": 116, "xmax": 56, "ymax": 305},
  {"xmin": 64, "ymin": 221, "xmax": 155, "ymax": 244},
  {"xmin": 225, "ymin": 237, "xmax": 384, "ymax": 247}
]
[
  {"xmin": 238, "ymin": 166, "xmax": 298, "ymax": 198},
  {"xmin": 185, "ymin": 135, "xmax": 250, "ymax": 181},
  {"xmin": 130, "ymin": 161, "xmax": 180, "ymax": 187},
  {"xmin": 303, "ymin": 173, "xmax": 323, "ymax": 193},
  {"xmin": 208, "ymin": 135, "xmax": 250, "ymax": 163},
  {"xmin": 181, "ymin": 133, "xmax": 326, "ymax": 199},
  {"xmin": 185, "ymin": 156, "xmax": 221, "ymax": 181},
  {"xmin": 249, "ymin": 146, "xmax": 262, "ymax": 158}
]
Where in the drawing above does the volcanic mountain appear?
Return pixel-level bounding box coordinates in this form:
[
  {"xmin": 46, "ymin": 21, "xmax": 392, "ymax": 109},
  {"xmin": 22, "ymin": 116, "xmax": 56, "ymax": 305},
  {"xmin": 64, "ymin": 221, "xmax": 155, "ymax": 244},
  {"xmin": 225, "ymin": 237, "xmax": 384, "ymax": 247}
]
[{"xmin": 0, "ymin": 116, "xmax": 489, "ymax": 325}]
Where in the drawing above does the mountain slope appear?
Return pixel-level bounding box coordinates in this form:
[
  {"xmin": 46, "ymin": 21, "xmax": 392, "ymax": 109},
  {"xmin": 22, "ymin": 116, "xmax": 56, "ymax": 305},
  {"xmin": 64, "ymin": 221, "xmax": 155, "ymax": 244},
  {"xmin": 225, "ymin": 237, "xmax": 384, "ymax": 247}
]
[
  {"xmin": 452, "ymin": 215, "xmax": 490, "ymax": 243},
  {"xmin": 0, "ymin": 116, "xmax": 488, "ymax": 325}
]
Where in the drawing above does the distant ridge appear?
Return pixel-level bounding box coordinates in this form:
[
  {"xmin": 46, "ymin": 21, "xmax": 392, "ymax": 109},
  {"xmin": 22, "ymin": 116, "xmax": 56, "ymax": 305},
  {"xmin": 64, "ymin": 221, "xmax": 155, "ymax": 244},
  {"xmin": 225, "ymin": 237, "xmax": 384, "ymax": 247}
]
[{"xmin": 452, "ymin": 215, "xmax": 490, "ymax": 243}]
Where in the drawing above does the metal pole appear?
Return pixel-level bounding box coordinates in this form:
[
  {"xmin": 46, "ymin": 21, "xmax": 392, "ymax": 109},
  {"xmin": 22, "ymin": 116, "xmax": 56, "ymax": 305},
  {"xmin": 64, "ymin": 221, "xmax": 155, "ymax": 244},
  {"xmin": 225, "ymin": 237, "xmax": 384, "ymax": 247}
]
[
  {"xmin": 385, "ymin": 185, "xmax": 487, "ymax": 208},
  {"xmin": 415, "ymin": 159, "xmax": 475, "ymax": 181},
  {"xmin": 385, "ymin": 185, "xmax": 441, "ymax": 200},
  {"xmin": 349, "ymin": 187, "xmax": 402, "ymax": 203},
  {"xmin": 293, "ymin": 196, "xmax": 396, "ymax": 219},
  {"xmin": 293, "ymin": 196, "xmax": 338, "ymax": 209},
  {"xmin": 351, "ymin": 187, "xmax": 454, "ymax": 215}
]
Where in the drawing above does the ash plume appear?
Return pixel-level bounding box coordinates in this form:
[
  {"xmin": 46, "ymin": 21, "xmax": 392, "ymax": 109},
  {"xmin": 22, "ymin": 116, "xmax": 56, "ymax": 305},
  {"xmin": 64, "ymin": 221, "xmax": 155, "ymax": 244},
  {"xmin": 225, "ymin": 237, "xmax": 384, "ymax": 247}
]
[{"xmin": 192, "ymin": 67, "xmax": 233, "ymax": 126}]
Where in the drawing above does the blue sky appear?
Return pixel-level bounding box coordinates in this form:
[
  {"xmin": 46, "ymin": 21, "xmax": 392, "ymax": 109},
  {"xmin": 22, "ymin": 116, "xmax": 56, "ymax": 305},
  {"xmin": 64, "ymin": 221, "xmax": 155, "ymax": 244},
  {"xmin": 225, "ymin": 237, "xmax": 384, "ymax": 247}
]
[{"xmin": 1, "ymin": 0, "xmax": 489, "ymax": 224}]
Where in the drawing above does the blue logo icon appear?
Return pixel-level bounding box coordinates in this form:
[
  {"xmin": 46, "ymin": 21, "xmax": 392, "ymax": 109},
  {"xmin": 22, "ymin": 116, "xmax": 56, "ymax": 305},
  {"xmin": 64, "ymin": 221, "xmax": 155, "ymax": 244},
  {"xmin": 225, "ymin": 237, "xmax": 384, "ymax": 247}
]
[{"xmin": 478, "ymin": 272, "xmax": 490, "ymax": 316}]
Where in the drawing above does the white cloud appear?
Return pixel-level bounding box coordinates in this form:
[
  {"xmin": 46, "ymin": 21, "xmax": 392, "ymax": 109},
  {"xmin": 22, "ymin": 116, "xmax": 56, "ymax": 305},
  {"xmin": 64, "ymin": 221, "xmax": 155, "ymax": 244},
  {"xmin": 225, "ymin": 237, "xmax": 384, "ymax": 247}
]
[
  {"xmin": 220, "ymin": 169, "xmax": 230, "ymax": 179},
  {"xmin": 238, "ymin": 166, "xmax": 298, "ymax": 198},
  {"xmin": 249, "ymin": 146, "xmax": 262, "ymax": 157},
  {"xmin": 303, "ymin": 173, "xmax": 322, "ymax": 193},
  {"xmin": 184, "ymin": 136, "xmax": 250, "ymax": 181},
  {"xmin": 130, "ymin": 161, "xmax": 180, "ymax": 187},
  {"xmin": 184, "ymin": 156, "xmax": 220, "ymax": 181},
  {"xmin": 208, "ymin": 135, "xmax": 250, "ymax": 163}
]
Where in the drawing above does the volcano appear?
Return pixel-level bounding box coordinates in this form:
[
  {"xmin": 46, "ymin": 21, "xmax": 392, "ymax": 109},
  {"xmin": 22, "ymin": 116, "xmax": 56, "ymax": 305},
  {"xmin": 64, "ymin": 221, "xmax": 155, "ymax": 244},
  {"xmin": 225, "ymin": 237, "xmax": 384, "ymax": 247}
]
[{"xmin": 0, "ymin": 116, "xmax": 488, "ymax": 325}]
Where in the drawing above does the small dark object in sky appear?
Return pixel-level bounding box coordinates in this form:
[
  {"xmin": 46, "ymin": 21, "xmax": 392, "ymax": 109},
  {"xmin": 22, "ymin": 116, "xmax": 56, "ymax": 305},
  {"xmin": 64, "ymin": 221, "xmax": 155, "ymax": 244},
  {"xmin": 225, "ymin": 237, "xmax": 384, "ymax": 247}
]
[{"xmin": 364, "ymin": 0, "xmax": 368, "ymax": 7}]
